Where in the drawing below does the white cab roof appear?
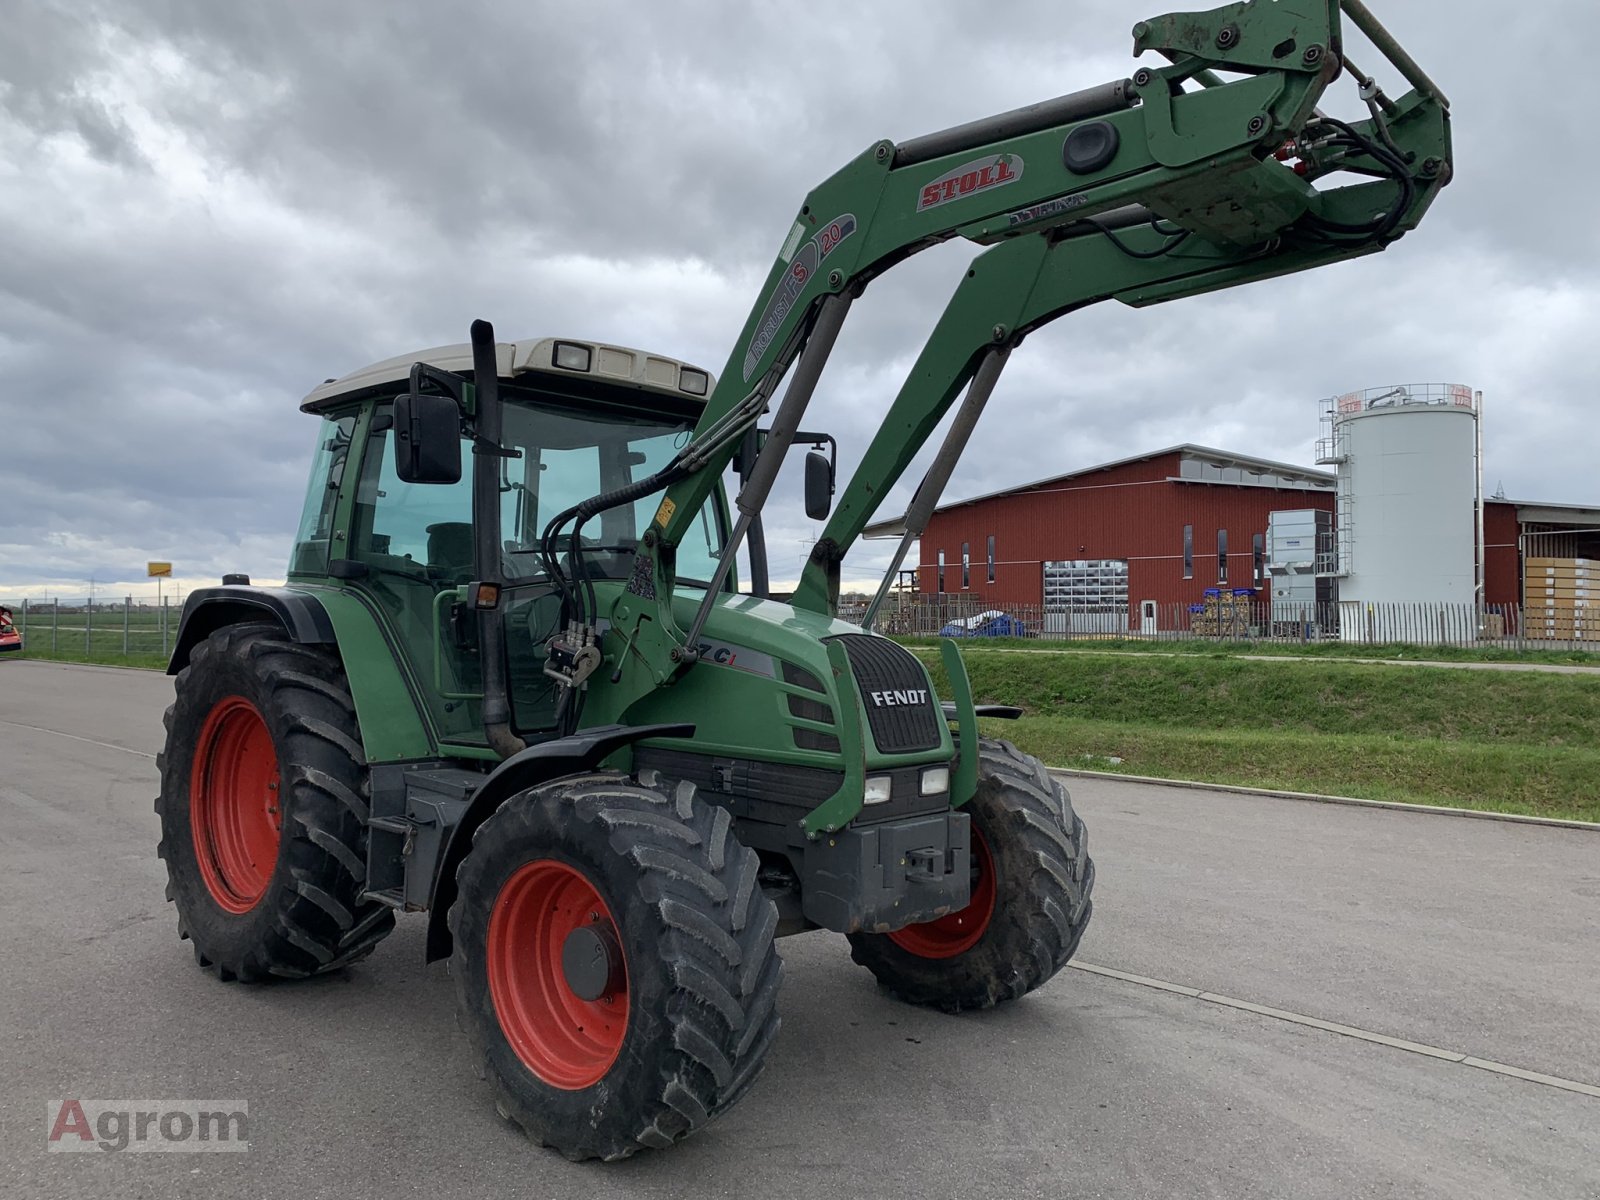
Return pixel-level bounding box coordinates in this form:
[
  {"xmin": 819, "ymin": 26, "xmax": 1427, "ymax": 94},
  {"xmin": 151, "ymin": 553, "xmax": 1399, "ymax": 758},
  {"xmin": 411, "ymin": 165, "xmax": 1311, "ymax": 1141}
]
[{"xmin": 299, "ymin": 337, "xmax": 715, "ymax": 412}]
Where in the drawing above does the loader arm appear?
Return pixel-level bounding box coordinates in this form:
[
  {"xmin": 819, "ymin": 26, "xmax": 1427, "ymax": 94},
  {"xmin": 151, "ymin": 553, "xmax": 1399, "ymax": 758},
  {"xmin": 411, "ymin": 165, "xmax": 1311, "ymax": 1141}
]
[
  {"xmin": 586, "ymin": 0, "xmax": 1450, "ymax": 698},
  {"xmin": 791, "ymin": 87, "xmax": 1450, "ymax": 613}
]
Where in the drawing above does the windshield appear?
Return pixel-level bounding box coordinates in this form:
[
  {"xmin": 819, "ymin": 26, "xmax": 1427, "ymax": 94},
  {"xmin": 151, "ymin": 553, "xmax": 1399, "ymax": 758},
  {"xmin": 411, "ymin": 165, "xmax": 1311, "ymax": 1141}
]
[
  {"xmin": 350, "ymin": 389, "xmax": 725, "ymax": 588},
  {"xmin": 499, "ymin": 392, "xmax": 723, "ymax": 585}
]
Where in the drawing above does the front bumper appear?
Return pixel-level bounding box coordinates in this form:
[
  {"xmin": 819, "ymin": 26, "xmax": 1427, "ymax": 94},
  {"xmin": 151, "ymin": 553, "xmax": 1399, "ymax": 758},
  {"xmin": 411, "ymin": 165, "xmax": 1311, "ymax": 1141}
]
[{"xmin": 800, "ymin": 809, "xmax": 971, "ymax": 934}]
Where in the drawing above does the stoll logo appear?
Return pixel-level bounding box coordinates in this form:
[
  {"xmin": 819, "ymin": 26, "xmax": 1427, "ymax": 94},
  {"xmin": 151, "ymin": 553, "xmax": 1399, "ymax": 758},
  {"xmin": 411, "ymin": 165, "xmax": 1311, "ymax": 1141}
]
[
  {"xmin": 917, "ymin": 153, "xmax": 1024, "ymax": 212},
  {"xmin": 46, "ymin": 1099, "xmax": 249, "ymax": 1153},
  {"xmin": 869, "ymin": 688, "xmax": 929, "ymax": 708}
]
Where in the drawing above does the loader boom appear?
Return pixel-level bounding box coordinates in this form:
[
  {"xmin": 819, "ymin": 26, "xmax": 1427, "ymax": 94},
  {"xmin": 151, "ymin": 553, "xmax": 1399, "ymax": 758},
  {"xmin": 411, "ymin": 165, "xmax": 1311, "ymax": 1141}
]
[{"xmin": 576, "ymin": 0, "xmax": 1449, "ymax": 701}]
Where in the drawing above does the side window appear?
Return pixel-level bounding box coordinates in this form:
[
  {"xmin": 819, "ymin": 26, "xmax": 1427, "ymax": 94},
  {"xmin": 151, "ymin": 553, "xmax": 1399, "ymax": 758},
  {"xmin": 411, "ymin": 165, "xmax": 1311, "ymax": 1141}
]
[
  {"xmin": 290, "ymin": 416, "xmax": 355, "ymax": 577},
  {"xmin": 352, "ymin": 425, "xmax": 477, "ymax": 581}
]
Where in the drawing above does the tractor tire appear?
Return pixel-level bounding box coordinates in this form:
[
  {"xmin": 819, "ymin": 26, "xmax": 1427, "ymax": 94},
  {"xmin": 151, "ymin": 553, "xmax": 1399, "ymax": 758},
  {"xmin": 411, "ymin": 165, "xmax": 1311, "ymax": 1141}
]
[
  {"xmin": 155, "ymin": 622, "xmax": 394, "ymax": 981},
  {"xmin": 846, "ymin": 738, "xmax": 1093, "ymax": 1012},
  {"xmin": 450, "ymin": 770, "xmax": 782, "ymax": 1162}
]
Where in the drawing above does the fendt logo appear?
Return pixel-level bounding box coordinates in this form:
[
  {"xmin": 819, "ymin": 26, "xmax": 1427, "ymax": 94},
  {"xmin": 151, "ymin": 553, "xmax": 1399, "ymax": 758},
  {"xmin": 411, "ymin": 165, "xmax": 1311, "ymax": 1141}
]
[
  {"xmin": 917, "ymin": 153, "xmax": 1024, "ymax": 212},
  {"xmin": 869, "ymin": 689, "xmax": 929, "ymax": 708}
]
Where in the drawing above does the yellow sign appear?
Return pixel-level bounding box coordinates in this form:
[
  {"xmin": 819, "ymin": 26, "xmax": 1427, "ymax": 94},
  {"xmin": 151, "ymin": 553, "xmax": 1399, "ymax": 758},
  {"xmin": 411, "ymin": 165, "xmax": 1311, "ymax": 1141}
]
[
  {"xmin": 653, "ymin": 498, "xmax": 677, "ymax": 527},
  {"xmin": 147, "ymin": 562, "xmax": 173, "ymax": 578}
]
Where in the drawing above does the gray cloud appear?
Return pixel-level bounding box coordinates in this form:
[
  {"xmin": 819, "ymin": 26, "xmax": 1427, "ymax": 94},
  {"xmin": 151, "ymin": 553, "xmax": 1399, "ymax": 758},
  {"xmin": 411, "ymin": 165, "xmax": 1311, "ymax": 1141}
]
[{"xmin": 2, "ymin": 0, "xmax": 1595, "ymax": 602}]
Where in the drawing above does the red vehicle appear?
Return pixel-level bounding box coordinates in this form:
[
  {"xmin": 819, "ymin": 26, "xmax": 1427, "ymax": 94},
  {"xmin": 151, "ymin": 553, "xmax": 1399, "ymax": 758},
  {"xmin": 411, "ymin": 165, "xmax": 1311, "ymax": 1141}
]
[{"xmin": 0, "ymin": 610, "xmax": 20, "ymax": 653}]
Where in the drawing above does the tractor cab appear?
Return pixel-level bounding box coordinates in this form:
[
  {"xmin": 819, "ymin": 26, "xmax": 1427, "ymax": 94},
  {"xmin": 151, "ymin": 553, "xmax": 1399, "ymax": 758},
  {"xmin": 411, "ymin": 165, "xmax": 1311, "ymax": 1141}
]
[{"xmin": 292, "ymin": 337, "xmax": 730, "ymax": 745}]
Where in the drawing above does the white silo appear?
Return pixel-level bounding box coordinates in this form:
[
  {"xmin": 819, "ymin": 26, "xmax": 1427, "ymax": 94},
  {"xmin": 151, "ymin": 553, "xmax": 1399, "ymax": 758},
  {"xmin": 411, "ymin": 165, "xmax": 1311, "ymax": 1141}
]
[{"xmin": 1315, "ymin": 384, "xmax": 1483, "ymax": 642}]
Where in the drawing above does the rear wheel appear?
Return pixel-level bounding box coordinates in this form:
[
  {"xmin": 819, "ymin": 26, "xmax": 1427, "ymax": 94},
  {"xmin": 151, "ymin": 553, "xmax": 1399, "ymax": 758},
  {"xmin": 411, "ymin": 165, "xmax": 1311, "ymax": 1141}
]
[
  {"xmin": 451, "ymin": 771, "xmax": 782, "ymax": 1161},
  {"xmin": 847, "ymin": 738, "xmax": 1093, "ymax": 1012},
  {"xmin": 155, "ymin": 623, "xmax": 394, "ymax": 981}
]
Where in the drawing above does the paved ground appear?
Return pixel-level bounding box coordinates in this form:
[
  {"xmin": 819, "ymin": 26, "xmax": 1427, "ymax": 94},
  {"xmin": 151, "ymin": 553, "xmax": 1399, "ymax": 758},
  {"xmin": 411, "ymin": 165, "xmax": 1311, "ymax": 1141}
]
[{"xmin": 1, "ymin": 659, "xmax": 1596, "ymax": 1199}]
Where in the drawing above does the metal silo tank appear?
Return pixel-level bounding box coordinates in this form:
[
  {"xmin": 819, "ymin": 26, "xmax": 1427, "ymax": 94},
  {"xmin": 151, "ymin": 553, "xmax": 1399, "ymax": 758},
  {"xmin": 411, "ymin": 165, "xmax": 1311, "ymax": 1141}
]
[{"xmin": 1326, "ymin": 385, "xmax": 1482, "ymax": 641}]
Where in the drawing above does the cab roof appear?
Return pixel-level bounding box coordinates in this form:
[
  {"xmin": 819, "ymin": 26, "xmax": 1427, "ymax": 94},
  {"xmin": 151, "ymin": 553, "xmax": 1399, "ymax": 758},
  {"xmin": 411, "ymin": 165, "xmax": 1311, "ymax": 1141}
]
[{"xmin": 299, "ymin": 337, "xmax": 716, "ymax": 414}]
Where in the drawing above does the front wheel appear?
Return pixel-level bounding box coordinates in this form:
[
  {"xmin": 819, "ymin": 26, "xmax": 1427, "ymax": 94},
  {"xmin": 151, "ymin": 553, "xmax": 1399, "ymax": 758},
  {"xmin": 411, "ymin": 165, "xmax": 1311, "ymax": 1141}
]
[
  {"xmin": 847, "ymin": 739, "xmax": 1093, "ymax": 1012},
  {"xmin": 450, "ymin": 772, "xmax": 783, "ymax": 1161}
]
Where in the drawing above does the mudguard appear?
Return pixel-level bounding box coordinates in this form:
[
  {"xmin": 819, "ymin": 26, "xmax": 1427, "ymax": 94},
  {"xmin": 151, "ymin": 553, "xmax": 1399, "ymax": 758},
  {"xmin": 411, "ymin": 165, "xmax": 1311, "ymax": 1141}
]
[
  {"xmin": 167, "ymin": 586, "xmax": 335, "ymax": 673},
  {"xmin": 424, "ymin": 721, "xmax": 695, "ymax": 961}
]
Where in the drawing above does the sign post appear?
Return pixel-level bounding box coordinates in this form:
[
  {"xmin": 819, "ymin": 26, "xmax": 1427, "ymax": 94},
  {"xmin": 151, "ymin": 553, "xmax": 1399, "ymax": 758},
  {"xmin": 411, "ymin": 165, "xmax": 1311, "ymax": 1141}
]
[{"xmin": 148, "ymin": 563, "xmax": 173, "ymax": 655}]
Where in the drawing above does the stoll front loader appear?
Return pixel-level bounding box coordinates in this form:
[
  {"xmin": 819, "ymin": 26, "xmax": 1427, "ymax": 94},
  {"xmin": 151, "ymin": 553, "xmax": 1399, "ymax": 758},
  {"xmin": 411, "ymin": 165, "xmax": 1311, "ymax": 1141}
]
[{"xmin": 156, "ymin": 0, "xmax": 1449, "ymax": 1160}]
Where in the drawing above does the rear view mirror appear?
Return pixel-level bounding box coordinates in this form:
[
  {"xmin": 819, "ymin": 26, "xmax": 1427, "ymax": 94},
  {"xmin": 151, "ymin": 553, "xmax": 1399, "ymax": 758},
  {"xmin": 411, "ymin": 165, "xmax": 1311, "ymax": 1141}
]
[
  {"xmin": 804, "ymin": 450, "xmax": 834, "ymax": 521},
  {"xmin": 394, "ymin": 389, "xmax": 462, "ymax": 485}
]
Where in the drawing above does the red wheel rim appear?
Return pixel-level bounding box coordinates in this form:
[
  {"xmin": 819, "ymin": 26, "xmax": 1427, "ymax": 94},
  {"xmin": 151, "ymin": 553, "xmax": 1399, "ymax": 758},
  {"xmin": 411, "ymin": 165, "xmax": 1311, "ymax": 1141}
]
[
  {"xmin": 887, "ymin": 828, "xmax": 997, "ymax": 959},
  {"xmin": 487, "ymin": 860, "xmax": 628, "ymax": 1090},
  {"xmin": 190, "ymin": 697, "xmax": 282, "ymax": 914}
]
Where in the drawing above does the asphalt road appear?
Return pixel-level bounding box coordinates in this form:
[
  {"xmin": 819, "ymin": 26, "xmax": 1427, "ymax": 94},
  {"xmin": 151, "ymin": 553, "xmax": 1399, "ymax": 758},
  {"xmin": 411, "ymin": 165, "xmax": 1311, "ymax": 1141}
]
[{"xmin": 1, "ymin": 659, "xmax": 1596, "ymax": 1199}]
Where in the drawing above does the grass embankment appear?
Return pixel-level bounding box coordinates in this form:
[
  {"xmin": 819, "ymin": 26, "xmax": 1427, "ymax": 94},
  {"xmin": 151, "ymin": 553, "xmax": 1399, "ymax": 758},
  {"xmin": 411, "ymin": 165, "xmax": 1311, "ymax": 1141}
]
[
  {"xmin": 914, "ymin": 649, "xmax": 1600, "ymax": 822},
  {"xmin": 899, "ymin": 635, "xmax": 1600, "ymax": 668}
]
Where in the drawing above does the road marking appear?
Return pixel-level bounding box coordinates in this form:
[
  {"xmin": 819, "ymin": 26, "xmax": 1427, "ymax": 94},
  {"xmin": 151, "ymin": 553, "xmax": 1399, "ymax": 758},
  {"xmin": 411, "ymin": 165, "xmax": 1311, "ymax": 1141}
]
[
  {"xmin": 0, "ymin": 719, "xmax": 157, "ymax": 760},
  {"xmin": 1052, "ymin": 769, "xmax": 1600, "ymax": 832},
  {"xmin": 1070, "ymin": 961, "xmax": 1600, "ymax": 1099}
]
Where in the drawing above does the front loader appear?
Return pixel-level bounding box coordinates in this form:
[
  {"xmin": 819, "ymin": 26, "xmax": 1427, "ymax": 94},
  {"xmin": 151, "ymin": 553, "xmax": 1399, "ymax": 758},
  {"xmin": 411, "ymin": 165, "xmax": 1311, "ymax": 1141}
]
[{"xmin": 156, "ymin": 0, "xmax": 1450, "ymax": 1161}]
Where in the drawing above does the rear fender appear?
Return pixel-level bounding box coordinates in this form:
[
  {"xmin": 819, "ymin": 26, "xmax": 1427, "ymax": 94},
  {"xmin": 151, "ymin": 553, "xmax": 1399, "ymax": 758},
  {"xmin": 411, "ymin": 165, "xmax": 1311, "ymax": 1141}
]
[
  {"xmin": 167, "ymin": 586, "xmax": 335, "ymax": 673},
  {"xmin": 168, "ymin": 584, "xmax": 434, "ymax": 764}
]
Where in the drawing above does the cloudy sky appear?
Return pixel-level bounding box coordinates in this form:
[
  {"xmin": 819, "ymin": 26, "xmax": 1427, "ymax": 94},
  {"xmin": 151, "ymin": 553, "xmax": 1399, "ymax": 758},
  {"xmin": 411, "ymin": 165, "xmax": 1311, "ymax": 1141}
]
[{"xmin": 2, "ymin": 0, "xmax": 1595, "ymax": 603}]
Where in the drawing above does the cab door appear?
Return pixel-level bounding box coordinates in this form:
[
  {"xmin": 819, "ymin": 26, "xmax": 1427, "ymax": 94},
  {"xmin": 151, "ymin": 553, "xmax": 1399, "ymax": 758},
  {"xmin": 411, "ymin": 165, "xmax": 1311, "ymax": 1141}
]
[{"xmin": 346, "ymin": 409, "xmax": 489, "ymax": 744}]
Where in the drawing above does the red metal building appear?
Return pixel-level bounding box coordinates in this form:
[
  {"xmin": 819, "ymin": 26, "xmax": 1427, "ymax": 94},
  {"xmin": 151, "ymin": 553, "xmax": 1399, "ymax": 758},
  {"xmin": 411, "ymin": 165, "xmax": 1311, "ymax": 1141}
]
[{"xmin": 863, "ymin": 443, "xmax": 1598, "ymax": 631}]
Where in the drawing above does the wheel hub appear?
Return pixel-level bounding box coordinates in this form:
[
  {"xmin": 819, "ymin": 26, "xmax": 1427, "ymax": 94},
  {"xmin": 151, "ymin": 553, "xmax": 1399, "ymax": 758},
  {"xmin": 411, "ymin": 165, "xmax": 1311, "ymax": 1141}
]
[{"xmin": 561, "ymin": 922, "xmax": 623, "ymax": 1002}]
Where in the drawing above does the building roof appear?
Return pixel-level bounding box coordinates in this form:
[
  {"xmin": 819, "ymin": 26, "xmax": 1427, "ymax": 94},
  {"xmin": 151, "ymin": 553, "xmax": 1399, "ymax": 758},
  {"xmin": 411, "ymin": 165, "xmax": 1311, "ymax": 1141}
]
[{"xmin": 863, "ymin": 444, "xmax": 1337, "ymax": 538}]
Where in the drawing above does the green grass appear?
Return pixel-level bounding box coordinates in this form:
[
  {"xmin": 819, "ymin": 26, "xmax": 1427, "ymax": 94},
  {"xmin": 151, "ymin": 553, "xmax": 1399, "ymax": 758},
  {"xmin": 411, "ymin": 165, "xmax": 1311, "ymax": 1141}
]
[
  {"xmin": 4, "ymin": 609, "xmax": 173, "ymax": 667},
  {"xmin": 898, "ymin": 635, "xmax": 1600, "ymax": 668},
  {"xmin": 990, "ymin": 719, "xmax": 1600, "ymax": 822},
  {"xmin": 918, "ymin": 649, "xmax": 1600, "ymax": 822},
  {"xmin": 13, "ymin": 645, "xmax": 169, "ymax": 670}
]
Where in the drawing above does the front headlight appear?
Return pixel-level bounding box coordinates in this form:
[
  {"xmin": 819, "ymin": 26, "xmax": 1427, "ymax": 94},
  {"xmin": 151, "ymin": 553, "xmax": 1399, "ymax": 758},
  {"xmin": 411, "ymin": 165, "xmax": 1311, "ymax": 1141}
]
[
  {"xmin": 920, "ymin": 766, "xmax": 950, "ymax": 796},
  {"xmin": 863, "ymin": 775, "xmax": 893, "ymax": 806}
]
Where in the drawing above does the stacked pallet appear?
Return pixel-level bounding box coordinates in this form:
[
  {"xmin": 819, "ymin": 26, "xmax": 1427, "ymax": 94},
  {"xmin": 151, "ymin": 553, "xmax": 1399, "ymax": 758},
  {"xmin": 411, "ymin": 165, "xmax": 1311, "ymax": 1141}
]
[
  {"xmin": 1523, "ymin": 558, "xmax": 1599, "ymax": 641},
  {"xmin": 1191, "ymin": 588, "xmax": 1257, "ymax": 636}
]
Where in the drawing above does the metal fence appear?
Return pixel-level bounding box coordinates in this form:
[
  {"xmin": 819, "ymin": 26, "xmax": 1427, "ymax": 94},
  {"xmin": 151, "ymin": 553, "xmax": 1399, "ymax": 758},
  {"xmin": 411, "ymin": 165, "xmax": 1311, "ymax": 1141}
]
[
  {"xmin": 6, "ymin": 592, "xmax": 1591, "ymax": 658},
  {"xmin": 1, "ymin": 596, "xmax": 185, "ymax": 658},
  {"xmin": 869, "ymin": 598, "xmax": 1598, "ymax": 651}
]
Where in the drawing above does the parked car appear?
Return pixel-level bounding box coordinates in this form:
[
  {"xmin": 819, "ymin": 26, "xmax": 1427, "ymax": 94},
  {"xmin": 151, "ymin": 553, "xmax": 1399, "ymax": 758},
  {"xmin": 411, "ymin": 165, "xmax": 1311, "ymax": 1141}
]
[
  {"xmin": 0, "ymin": 627, "xmax": 20, "ymax": 653},
  {"xmin": 938, "ymin": 609, "xmax": 1028, "ymax": 638}
]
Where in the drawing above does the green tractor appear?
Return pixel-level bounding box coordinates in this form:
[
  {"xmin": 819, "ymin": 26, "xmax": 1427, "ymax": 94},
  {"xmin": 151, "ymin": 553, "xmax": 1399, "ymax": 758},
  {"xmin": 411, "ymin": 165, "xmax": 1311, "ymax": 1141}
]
[{"xmin": 156, "ymin": 0, "xmax": 1449, "ymax": 1161}]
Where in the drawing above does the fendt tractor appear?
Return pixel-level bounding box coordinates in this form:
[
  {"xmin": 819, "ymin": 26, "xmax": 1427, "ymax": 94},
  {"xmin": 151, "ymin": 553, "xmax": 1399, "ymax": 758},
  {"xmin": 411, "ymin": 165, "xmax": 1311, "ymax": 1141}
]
[{"xmin": 156, "ymin": 0, "xmax": 1449, "ymax": 1160}]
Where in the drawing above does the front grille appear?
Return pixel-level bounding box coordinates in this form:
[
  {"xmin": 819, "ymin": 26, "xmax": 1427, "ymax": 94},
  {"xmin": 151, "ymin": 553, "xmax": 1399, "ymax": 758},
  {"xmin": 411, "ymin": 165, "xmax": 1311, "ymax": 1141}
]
[
  {"xmin": 794, "ymin": 728, "xmax": 841, "ymax": 753},
  {"xmin": 787, "ymin": 694, "xmax": 834, "ymax": 724},
  {"xmin": 782, "ymin": 661, "xmax": 827, "ymax": 693},
  {"xmin": 826, "ymin": 634, "xmax": 943, "ymax": 754}
]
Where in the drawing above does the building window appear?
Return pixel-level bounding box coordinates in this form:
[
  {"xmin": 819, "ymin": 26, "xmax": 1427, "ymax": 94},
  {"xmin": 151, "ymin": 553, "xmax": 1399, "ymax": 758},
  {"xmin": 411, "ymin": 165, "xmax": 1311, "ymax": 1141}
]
[
  {"xmin": 987, "ymin": 535, "xmax": 996, "ymax": 584},
  {"xmin": 937, "ymin": 550, "xmax": 946, "ymax": 593},
  {"xmin": 1183, "ymin": 525, "xmax": 1194, "ymax": 580},
  {"xmin": 1217, "ymin": 529, "xmax": 1229, "ymax": 584},
  {"xmin": 961, "ymin": 542, "xmax": 971, "ymax": 589},
  {"xmin": 1253, "ymin": 533, "xmax": 1265, "ymax": 587}
]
